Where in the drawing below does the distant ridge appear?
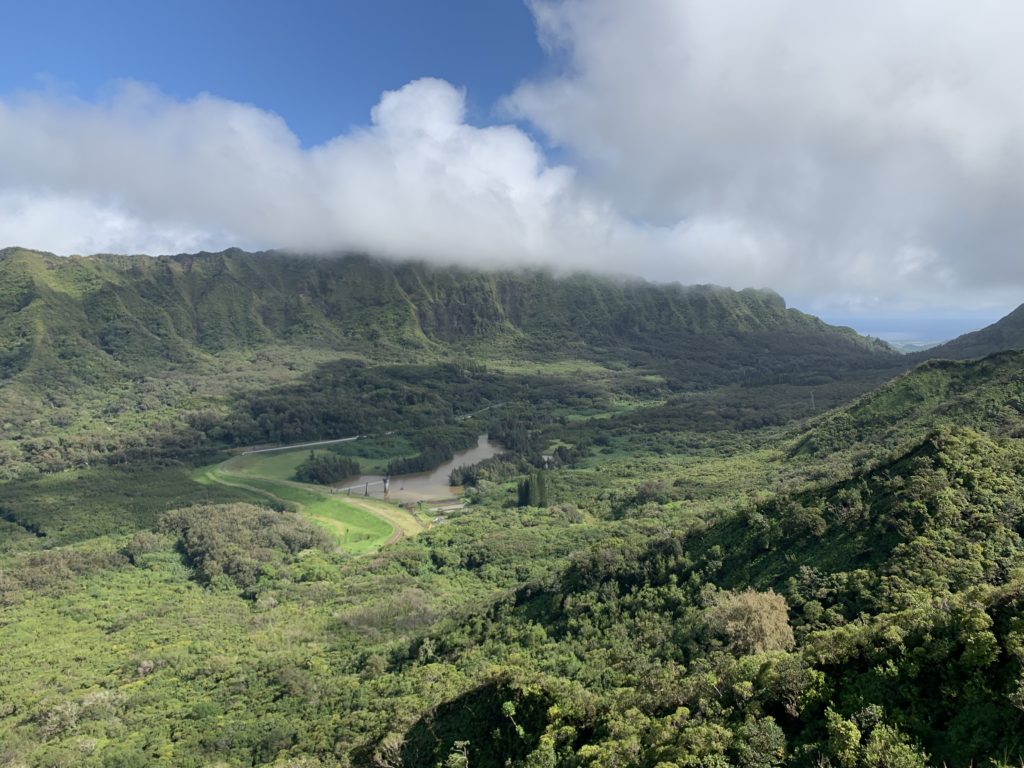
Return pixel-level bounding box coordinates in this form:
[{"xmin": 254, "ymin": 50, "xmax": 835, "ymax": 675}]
[
  {"xmin": 918, "ymin": 303, "xmax": 1024, "ymax": 360},
  {"xmin": 0, "ymin": 246, "xmax": 897, "ymax": 388}
]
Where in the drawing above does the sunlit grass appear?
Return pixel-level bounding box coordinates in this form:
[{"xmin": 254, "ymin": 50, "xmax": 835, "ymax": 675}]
[{"xmin": 196, "ymin": 461, "xmax": 413, "ymax": 554}]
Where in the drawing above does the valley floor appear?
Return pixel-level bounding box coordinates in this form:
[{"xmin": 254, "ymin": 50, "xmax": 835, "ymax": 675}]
[{"xmin": 3, "ymin": 281, "xmax": 1023, "ymax": 765}]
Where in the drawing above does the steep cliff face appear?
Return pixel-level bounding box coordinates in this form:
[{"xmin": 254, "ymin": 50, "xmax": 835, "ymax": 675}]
[{"xmin": 0, "ymin": 247, "xmax": 896, "ymax": 388}]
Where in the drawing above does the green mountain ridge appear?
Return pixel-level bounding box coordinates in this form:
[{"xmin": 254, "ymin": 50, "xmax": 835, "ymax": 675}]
[
  {"xmin": 792, "ymin": 349, "xmax": 1024, "ymax": 463},
  {"xmin": 918, "ymin": 303, "xmax": 1024, "ymax": 361},
  {"xmin": 0, "ymin": 246, "xmax": 892, "ymax": 375}
]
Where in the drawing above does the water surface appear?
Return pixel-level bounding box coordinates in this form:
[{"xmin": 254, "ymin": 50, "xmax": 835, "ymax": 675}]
[{"xmin": 336, "ymin": 434, "xmax": 501, "ymax": 503}]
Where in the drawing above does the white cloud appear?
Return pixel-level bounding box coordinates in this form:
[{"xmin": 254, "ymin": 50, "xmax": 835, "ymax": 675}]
[
  {"xmin": 0, "ymin": 79, "xmax": 614, "ymax": 267},
  {"xmin": 0, "ymin": 76, "xmax": 778, "ymax": 299},
  {"xmin": 2, "ymin": 3, "xmax": 1024, "ymax": 315},
  {"xmin": 0, "ymin": 191, "xmax": 223, "ymax": 256},
  {"xmin": 508, "ymin": 0, "xmax": 1024, "ymax": 312}
]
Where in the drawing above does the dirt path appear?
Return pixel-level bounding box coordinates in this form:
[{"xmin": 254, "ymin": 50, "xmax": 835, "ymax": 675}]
[{"xmin": 199, "ymin": 469, "xmax": 302, "ymax": 510}]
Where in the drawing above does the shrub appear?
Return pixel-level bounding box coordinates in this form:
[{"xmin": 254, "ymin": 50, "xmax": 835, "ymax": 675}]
[{"xmin": 293, "ymin": 451, "xmax": 360, "ymax": 485}]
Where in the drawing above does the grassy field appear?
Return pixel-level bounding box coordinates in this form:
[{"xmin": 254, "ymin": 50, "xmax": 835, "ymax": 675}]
[
  {"xmin": 195, "ymin": 452, "xmax": 427, "ymax": 554},
  {"xmin": 299, "ymin": 495, "xmax": 395, "ymax": 553}
]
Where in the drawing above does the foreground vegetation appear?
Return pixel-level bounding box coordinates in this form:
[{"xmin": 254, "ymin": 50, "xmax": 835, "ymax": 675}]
[
  {"xmin": 4, "ymin": 248, "xmax": 1024, "ymax": 766},
  {"xmin": 6, "ymin": 350, "xmax": 1024, "ymax": 766}
]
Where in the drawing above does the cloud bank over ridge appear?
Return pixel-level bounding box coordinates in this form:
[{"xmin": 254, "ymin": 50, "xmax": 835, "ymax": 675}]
[{"xmin": 3, "ymin": 0, "xmax": 1024, "ymax": 314}]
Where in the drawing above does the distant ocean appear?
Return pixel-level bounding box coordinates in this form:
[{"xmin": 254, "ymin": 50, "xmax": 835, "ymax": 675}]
[{"xmin": 817, "ymin": 314, "xmax": 1004, "ymax": 346}]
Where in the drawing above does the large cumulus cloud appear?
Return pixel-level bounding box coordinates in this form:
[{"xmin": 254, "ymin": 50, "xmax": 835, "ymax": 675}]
[
  {"xmin": 0, "ymin": 79, "xmax": 591, "ymax": 262},
  {"xmin": 509, "ymin": 0, "xmax": 1024, "ymax": 312},
  {"xmin": 3, "ymin": 1, "xmax": 1024, "ymax": 314},
  {"xmin": 0, "ymin": 77, "xmax": 773, "ymax": 291}
]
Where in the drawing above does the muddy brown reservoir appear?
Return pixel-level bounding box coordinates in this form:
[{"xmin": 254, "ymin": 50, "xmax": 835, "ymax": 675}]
[{"xmin": 337, "ymin": 434, "xmax": 502, "ymax": 503}]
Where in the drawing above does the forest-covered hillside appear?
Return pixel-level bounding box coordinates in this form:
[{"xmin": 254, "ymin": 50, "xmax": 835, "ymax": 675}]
[
  {"xmin": 3, "ymin": 250, "xmax": 1024, "ymax": 767},
  {"xmin": 918, "ymin": 304, "xmax": 1024, "ymax": 361},
  {"xmin": 0, "ymin": 247, "xmax": 901, "ymax": 479},
  {"xmin": 792, "ymin": 350, "xmax": 1024, "ymax": 464}
]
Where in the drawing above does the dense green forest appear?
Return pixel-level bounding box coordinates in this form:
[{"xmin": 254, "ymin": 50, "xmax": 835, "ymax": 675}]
[{"xmin": 3, "ymin": 249, "xmax": 1024, "ymax": 767}]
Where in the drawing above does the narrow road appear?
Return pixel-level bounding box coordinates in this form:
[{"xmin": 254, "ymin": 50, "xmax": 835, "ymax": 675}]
[{"xmin": 241, "ymin": 434, "xmax": 362, "ymax": 455}]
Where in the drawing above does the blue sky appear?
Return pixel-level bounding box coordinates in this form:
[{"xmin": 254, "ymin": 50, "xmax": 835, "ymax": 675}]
[
  {"xmin": 3, "ymin": 0, "xmax": 544, "ymax": 146},
  {"xmin": 2, "ymin": 1, "xmax": 1023, "ymax": 341}
]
